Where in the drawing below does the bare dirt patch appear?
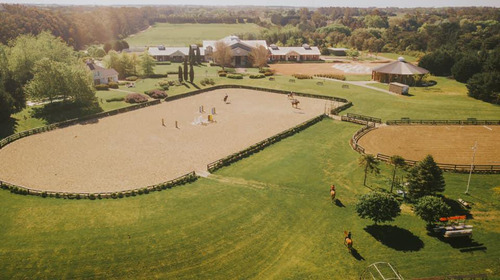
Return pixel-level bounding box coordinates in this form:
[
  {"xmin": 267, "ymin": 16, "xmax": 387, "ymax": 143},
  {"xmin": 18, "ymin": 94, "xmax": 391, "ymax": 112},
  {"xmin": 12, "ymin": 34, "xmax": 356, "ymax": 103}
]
[
  {"xmin": 358, "ymin": 125, "xmax": 500, "ymax": 165},
  {"xmin": 0, "ymin": 89, "xmax": 327, "ymax": 193},
  {"xmin": 270, "ymin": 62, "xmax": 378, "ymax": 76}
]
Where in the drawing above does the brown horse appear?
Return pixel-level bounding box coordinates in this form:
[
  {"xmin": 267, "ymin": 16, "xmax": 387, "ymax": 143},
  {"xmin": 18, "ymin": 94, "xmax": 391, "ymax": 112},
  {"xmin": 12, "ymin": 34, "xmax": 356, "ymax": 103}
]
[
  {"xmin": 291, "ymin": 99, "xmax": 300, "ymax": 108},
  {"xmin": 330, "ymin": 185, "xmax": 336, "ymax": 202},
  {"xmin": 344, "ymin": 231, "xmax": 353, "ymax": 253}
]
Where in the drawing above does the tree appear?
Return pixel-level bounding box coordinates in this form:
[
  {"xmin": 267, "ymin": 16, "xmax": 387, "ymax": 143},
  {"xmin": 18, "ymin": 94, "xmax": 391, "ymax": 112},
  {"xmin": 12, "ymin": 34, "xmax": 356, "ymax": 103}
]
[
  {"xmin": 196, "ymin": 47, "xmax": 201, "ymax": 64},
  {"xmin": 183, "ymin": 58, "xmax": 188, "ymax": 81},
  {"xmin": 413, "ymin": 196, "xmax": 451, "ymax": 225},
  {"xmin": 0, "ymin": 44, "xmax": 16, "ymax": 121},
  {"xmin": 213, "ymin": 41, "xmax": 232, "ymax": 70},
  {"xmin": 406, "ymin": 155, "xmax": 445, "ymax": 199},
  {"xmin": 466, "ymin": 71, "xmax": 500, "ymax": 104},
  {"xmin": 178, "ymin": 65, "xmax": 183, "ymax": 82},
  {"xmin": 418, "ymin": 49, "xmax": 455, "ymax": 76},
  {"xmin": 189, "ymin": 63, "xmax": 194, "ymax": 83},
  {"xmin": 389, "ymin": 155, "xmax": 406, "ymax": 193},
  {"xmin": 356, "ymin": 192, "xmax": 401, "ymax": 224},
  {"xmin": 103, "ymin": 42, "xmax": 112, "ymax": 53},
  {"xmin": 249, "ymin": 45, "xmax": 268, "ymax": 70},
  {"xmin": 358, "ymin": 154, "xmax": 380, "ymax": 186},
  {"xmin": 451, "ymin": 55, "xmax": 482, "ymax": 83},
  {"xmin": 188, "ymin": 45, "xmax": 195, "ymax": 65},
  {"xmin": 140, "ymin": 50, "xmax": 155, "ymax": 77},
  {"xmin": 346, "ymin": 48, "xmax": 360, "ymax": 60}
]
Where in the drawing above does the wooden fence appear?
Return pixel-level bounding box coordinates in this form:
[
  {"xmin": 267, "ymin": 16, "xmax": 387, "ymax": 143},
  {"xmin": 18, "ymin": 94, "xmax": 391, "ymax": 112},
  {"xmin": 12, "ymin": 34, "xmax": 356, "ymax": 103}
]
[
  {"xmin": 0, "ymin": 171, "xmax": 198, "ymax": 199},
  {"xmin": 346, "ymin": 113, "xmax": 382, "ymax": 124},
  {"xmin": 207, "ymin": 114, "xmax": 326, "ymax": 172},
  {"xmin": 331, "ymin": 102, "xmax": 353, "ymax": 115},
  {"xmin": 386, "ymin": 119, "xmax": 500, "ymax": 125},
  {"xmin": 348, "ymin": 123, "xmax": 377, "ymax": 154},
  {"xmin": 0, "ymin": 99, "xmax": 161, "ymax": 149},
  {"xmin": 376, "ymin": 153, "xmax": 500, "ymax": 173}
]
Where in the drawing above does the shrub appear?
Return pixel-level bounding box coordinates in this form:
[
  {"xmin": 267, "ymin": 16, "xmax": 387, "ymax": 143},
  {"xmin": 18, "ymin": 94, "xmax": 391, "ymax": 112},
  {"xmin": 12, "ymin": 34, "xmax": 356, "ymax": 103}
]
[
  {"xmin": 314, "ymin": 73, "xmax": 346, "ymax": 81},
  {"xmin": 105, "ymin": 97, "xmax": 125, "ymax": 102},
  {"xmin": 259, "ymin": 67, "xmax": 270, "ymax": 73},
  {"xmin": 293, "ymin": 74, "xmax": 313, "ymax": 79},
  {"xmin": 157, "ymin": 80, "xmax": 170, "ymax": 90},
  {"xmin": 166, "ymin": 71, "xmax": 179, "ymax": 75},
  {"xmin": 218, "ymin": 72, "xmax": 227, "ymax": 77},
  {"xmin": 249, "ymin": 74, "xmax": 265, "ymax": 79},
  {"xmin": 125, "ymin": 76, "xmax": 138, "ymax": 81},
  {"xmin": 147, "ymin": 73, "xmax": 168, "ymax": 78},
  {"xmin": 413, "ymin": 196, "xmax": 451, "ymax": 225},
  {"xmin": 264, "ymin": 71, "xmax": 274, "ymax": 76},
  {"xmin": 200, "ymin": 78, "xmax": 215, "ymax": 86},
  {"xmin": 108, "ymin": 82, "xmax": 119, "ymax": 89},
  {"xmin": 41, "ymin": 192, "xmax": 48, "ymax": 198},
  {"xmin": 144, "ymin": 89, "xmax": 167, "ymax": 99},
  {"xmin": 227, "ymin": 74, "xmax": 243, "ymax": 79},
  {"xmin": 95, "ymin": 84, "xmax": 109, "ymax": 90},
  {"xmin": 156, "ymin": 61, "xmax": 171, "ymax": 65},
  {"xmin": 89, "ymin": 194, "xmax": 96, "ymax": 200},
  {"xmin": 125, "ymin": 93, "xmax": 148, "ymax": 103}
]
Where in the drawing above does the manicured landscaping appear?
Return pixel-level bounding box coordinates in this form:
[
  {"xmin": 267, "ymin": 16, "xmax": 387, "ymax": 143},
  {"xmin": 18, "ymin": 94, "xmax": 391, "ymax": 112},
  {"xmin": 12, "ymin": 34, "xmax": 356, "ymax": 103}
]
[
  {"xmin": 378, "ymin": 52, "xmax": 420, "ymax": 62},
  {"xmin": 125, "ymin": 23, "xmax": 264, "ymax": 47},
  {"xmin": 0, "ymin": 119, "xmax": 498, "ymax": 279}
]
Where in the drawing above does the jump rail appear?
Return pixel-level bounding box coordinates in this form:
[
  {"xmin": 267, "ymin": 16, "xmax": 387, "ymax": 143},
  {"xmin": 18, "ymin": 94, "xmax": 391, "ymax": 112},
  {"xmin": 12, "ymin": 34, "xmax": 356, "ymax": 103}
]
[
  {"xmin": 0, "ymin": 171, "xmax": 198, "ymax": 199},
  {"xmin": 207, "ymin": 114, "xmax": 326, "ymax": 173}
]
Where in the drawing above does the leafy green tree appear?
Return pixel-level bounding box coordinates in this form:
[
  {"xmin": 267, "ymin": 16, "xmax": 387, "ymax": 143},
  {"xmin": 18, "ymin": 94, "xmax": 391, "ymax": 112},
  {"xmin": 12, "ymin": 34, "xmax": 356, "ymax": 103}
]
[
  {"xmin": 356, "ymin": 192, "xmax": 401, "ymax": 224},
  {"xmin": 346, "ymin": 48, "xmax": 360, "ymax": 60},
  {"xmin": 406, "ymin": 155, "xmax": 445, "ymax": 199},
  {"xmin": 103, "ymin": 51, "xmax": 122, "ymax": 77},
  {"xmin": 189, "ymin": 63, "xmax": 194, "ymax": 83},
  {"xmin": 466, "ymin": 71, "xmax": 500, "ymax": 104},
  {"xmin": 178, "ymin": 66, "xmax": 183, "ymax": 82},
  {"xmin": 484, "ymin": 48, "xmax": 500, "ymax": 72},
  {"xmin": 413, "ymin": 196, "xmax": 451, "ymax": 225},
  {"xmin": 358, "ymin": 154, "xmax": 380, "ymax": 186},
  {"xmin": 389, "ymin": 155, "xmax": 406, "ymax": 193},
  {"xmin": 418, "ymin": 49, "xmax": 455, "ymax": 76},
  {"xmin": 249, "ymin": 45, "xmax": 269, "ymax": 70},
  {"xmin": 451, "ymin": 55, "xmax": 482, "ymax": 83},
  {"xmin": 140, "ymin": 51, "xmax": 155, "ymax": 77},
  {"xmin": 0, "ymin": 44, "xmax": 16, "ymax": 121}
]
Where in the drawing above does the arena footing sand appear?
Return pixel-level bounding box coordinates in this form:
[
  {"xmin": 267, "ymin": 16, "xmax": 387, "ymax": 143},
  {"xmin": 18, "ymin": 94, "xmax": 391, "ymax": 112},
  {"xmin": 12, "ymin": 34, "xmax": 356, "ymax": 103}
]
[
  {"xmin": 0, "ymin": 89, "xmax": 328, "ymax": 193},
  {"xmin": 358, "ymin": 125, "xmax": 500, "ymax": 165}
]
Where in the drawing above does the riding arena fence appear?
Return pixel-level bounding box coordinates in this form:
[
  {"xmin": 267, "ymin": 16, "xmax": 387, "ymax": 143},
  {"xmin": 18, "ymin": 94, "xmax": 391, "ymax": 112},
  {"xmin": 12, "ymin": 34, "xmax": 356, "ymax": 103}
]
[
  {"xmin": 0, "ymin": 171, "xmax": 198, "ymax": 199},
  {"xmin": 207, "ymin": 114, "xmax": 326, "ymax": 173},
  {"xmin": 345, "ymin": 113, "xmax": 382, "ymax": 124},
  {"xmin": 376, "ymin": 153, "xmax": 500, "ymax": 174},
  {"xmin": 386, "ymin": 118, "xmax": 500, "ymax": 126},
  {"xmin": 331, "ymin": 101, "xmax": 353, "ymax": 115},
  {"xmin": 0, "ymin": 99, "xmax": 161, "ymax": 149},
  {"xmin": 348, "ymin": 123, "xmax": 377, "ymax": 155}
]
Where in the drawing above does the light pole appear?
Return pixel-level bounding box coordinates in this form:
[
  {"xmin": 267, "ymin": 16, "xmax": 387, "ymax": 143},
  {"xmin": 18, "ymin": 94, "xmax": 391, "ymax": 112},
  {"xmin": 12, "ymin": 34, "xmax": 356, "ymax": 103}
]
[{"xmin": 465, "ymin": 141, "xmax": 478, "ymax": 194}]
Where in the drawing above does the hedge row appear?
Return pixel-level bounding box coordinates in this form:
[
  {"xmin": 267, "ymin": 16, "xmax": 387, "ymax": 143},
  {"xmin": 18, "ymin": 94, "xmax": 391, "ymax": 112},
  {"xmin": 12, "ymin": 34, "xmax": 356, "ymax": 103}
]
[
  {"xmin": 0, "ymin": 99, "xmax": 161, "ymax": 149},
  {"xmin": 314, "ymin": 73, "xmax": 346, "ymax": 81},
  {"xmin": 207, "ymin": 114, "xmax": 326, "ymax": 172},
  {"xmin": 331, "ymin": 102, "xmax": 353, "ymax": 115},
  {"xmin": 292, "ymin": 74, "xmax": 313, "ymax": 79},
  {"xmin": 0, "ymin": 172, "xmax": 198, "ymax": 199}
]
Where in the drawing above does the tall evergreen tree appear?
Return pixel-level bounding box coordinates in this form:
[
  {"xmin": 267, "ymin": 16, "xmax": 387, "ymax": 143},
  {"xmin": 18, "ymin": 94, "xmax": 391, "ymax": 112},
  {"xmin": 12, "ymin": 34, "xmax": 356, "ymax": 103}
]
[
  {"xmin": 189, "ymin": 63, "xmax": 194, "ymax": 83},
  {"xmin": 407, "ymin": 155, "xmax": 445, "ymax": 199},
  {"xmin": 183, "ymin": 58, "xmax": 188, "ymax": 81},
  {"xmin": 178, "ymin": 65, "xmax": 183, "ymax": 82},
  {"xmin": 196, "ymin": 47, "xmax": 201, "ymax": 64}
]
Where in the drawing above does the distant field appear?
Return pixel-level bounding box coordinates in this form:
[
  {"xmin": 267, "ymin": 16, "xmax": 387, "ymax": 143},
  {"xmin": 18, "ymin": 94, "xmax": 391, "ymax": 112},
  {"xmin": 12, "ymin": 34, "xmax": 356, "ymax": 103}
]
[
  {"xmin": 125, "ymin": 23, "xmax": 264, "ymax": 47},
  {"xmin": 378, "ymin": 52, "xmax": 419, "ymax": 63}
]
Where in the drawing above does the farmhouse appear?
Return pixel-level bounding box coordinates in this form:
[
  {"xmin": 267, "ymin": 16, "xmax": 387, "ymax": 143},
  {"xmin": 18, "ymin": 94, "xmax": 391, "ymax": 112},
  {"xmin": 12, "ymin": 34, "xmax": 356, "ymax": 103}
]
[
  {"xmin": 269, "ymin": 44, "xmax": 321, "ymax": 62},
  {"xmin": 203, "ymin": 35, "xmax": 267, "ymax": 67},
  {"xmin": 372, "ymin": 57, "xmax": 429, "ymax": 85},
  {"xmin": 148, "ymin": 45, "xmax": 204, "ymax": 62},
  {"xmin": 86, "ymin": 61, "xmax": 118, "ymax": 85}
]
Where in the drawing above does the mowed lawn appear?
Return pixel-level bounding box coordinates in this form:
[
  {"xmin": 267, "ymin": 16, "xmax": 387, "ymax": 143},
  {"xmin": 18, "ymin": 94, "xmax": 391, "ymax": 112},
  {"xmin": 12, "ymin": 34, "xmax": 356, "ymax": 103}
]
[
  {"xmin": 125, "ymin": 23, "xmax": 264, "ymax": 47},
  {"xmin": 0, "ymin": 119, "xmax": 498, "ymax": 279}
]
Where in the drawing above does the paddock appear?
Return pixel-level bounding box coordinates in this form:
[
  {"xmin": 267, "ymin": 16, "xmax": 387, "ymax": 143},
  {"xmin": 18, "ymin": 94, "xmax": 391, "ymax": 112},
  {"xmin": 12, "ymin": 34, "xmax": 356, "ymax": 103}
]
[
  {"xmin": 357, "ymin": 125, "xmax": 500, "ymax": 165},
  {"xmin": 0, "ymin": 89, "xmax": 328, "ymax": 193}
]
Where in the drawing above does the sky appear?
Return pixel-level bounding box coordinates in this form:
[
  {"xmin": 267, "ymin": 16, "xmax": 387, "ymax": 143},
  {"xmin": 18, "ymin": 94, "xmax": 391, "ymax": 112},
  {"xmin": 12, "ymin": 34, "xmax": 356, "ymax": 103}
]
[{"xmin": 1, "ymin": 0, "xmax": 499, "ymax": 8}]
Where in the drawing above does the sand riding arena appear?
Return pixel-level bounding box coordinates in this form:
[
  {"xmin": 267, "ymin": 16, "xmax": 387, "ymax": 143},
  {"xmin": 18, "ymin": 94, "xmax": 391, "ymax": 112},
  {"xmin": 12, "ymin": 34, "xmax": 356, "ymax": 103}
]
[
  {"xmin": 357, "ymin": 125, "xmax": 500, "ymax": 166},
  {"xmin": 0, "ymin": 89, "xmax": 332, "ymax": 193}
]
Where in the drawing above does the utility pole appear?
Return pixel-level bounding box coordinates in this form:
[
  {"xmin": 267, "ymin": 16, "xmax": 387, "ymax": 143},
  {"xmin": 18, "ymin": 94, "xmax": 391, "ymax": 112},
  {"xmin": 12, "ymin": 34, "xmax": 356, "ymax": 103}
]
[{"xmin": 465, "ymin": 141, "xmax": 478, "ymax": 194}]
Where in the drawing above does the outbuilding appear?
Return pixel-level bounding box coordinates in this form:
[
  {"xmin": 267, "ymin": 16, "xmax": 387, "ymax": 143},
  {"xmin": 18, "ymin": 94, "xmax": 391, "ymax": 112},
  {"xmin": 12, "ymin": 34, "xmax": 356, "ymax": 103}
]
[
  {"xmin": 389, "ymin": 82, "xmax": 409, "ymax": 95},
  {"xmin": 372, "ymin": 57, "xmax": 429, "ymax": 85}
]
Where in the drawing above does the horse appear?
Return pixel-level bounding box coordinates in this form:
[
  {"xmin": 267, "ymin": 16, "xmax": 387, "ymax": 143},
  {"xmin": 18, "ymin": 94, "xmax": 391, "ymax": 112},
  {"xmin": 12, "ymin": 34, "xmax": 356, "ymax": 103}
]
[
  {"xmin": 330, "ymin": 189, "xmax": 336, "ymax": 202},
  {"xmin": 344, "ymin": 231, "xmax": 353, "ymax": 253},
  {"xmin": 291, "ymin": 99, "xmax": 300, "ymax": 108},
  {"xmin": 287, "ymin": 92, "xmax": 294, "ymax": 99},
  {"xmin": 223, "ymin": 94, "xmax": 228, "ymax": 103}
]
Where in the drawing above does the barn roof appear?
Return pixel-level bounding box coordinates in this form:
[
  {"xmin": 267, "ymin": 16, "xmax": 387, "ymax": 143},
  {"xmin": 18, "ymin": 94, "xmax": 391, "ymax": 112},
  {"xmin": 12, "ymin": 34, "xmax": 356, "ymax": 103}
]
[{"xmin": 372, "ymin": 58, "xmax": 429, "ymax": 75}]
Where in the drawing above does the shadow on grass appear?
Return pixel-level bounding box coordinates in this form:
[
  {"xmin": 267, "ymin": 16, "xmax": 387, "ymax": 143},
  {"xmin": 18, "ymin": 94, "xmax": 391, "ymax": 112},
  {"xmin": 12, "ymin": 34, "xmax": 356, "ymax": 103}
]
[
  {"xmin": 31, "ymin": 101, "xmax": 103, "ymax": 124},
  {"xmin": 0, "ymin": 117, "xmax": 17, "ymax": 138},
  {"xmin": 351, "ymin": 248, "xmax": 365, "ymax": 261},
  {"xmin": 364, "ymin": 225, "xmax": 424, "ymax": 252},
  {"xmin": 427, "ymin": 230, "xmax": 487, "ymax": 252},
  {"xmin": 442, "ymin": 196, "xmax": 473, "ymax": 219},
  {"xmin": 189, "ymin": 82, "xmax": 201, "ymax": 89},
  {"xmin": 334, "ymin": 199, "xmax": 345, "ymax": 207}
]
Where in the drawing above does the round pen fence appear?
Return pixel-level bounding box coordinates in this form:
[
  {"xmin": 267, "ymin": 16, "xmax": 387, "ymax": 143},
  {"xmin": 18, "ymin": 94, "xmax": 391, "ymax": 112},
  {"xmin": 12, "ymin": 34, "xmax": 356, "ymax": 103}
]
[{"xmin": 386, "ymin": 119, "xmax": 500, "ymax": 126}]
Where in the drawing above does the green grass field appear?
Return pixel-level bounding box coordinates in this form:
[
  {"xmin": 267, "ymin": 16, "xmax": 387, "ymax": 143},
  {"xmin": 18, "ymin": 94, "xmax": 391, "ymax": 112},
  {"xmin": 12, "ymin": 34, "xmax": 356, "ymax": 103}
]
[
  {"xmin": 0, "ymin": 120, "xmax": 498, "ymax": 279},
  {"xmin": 378, "ymin": 52, "xmax": 420, "ymax": 62},
  {"xmin": 125, "ymin": 23, "xmax": 264, "ymax": 47}
]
